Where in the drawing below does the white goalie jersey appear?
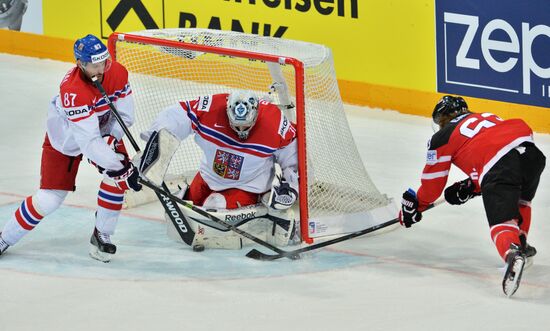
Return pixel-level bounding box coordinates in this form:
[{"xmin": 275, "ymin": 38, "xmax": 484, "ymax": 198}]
[{"xmin": 142, "ymin": 93, "xmax": 298, "ymax": 194}]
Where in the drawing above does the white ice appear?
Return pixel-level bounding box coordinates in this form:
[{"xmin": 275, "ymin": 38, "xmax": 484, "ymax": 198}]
[{"xmin": 1, "ymin": 54, "xmax": 549, "ymax": 331}]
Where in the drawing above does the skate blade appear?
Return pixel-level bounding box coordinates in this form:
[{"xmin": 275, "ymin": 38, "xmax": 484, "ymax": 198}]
[
  {"xmin": 502, "ymin": 257, "xmax": 525, "ymax": 298},
  {"xmin": 524, "ymin": 256, "xmax": 534, "ymax": 270},
  {"xmin": 89, "ymin": 246, "xmax": 113, "ymax": 263}
]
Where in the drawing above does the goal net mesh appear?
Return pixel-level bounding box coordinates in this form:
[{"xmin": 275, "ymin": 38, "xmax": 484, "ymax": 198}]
[{"xmin": 113, "ymin": 28, "xmax": 395, "ymax": 240}]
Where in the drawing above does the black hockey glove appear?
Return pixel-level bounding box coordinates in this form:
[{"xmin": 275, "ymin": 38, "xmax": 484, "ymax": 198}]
[
  {"xmin": 399, "ymin": 189, "xmax": 422, "ymax": 228},
  {"xmin": 444, "ymin": 178, "xmax": 480, "ymax": 205},
  {"xmin": 106, "ymin": 162, "xmax": 142, "ymax": 192}
]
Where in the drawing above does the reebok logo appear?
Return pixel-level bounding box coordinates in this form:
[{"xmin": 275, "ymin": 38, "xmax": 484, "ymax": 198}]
[{"xmin": 225, "ymin": 211, "xmax": 256, "ymax": 222}]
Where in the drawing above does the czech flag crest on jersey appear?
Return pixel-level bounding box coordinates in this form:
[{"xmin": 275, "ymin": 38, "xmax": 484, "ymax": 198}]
[{"xmin": 213, "ymin": 149, "xmax": 244, "ymax": 180}]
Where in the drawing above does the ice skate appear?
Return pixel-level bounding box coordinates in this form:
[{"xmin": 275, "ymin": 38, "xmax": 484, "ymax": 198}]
[
  {"xmin": 0, "ymin": 232, "xmax": 9, "ymax": 257},
  {"xmin": 522, "ymin": 243, "xmax": 536, "ymax": 270},
  {"xmin": 89, "ymin": 228, "xmax": 116, "ymax": 263},
  {"xmin": 502, "ymin": 243, "xmax": 526, "ymax": 298},
  {"xmin": 519, "ymin": 235, "xmax": 536, "ymax": 269}
]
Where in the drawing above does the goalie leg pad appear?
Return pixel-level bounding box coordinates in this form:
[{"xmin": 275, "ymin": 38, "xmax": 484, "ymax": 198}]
[
  {"xmin": 171, "ymin": 203, "xmax": 270, "ymax": 249},
  {"xmin": 191, "ymin": 225, "xmax": 244, "ymax": 250},
  {"xmin": 266, "ymin": 208, "xmax": 299, "ymax": 247}
]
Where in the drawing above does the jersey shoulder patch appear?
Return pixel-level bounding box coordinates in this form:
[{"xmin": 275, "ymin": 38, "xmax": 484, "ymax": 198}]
[
  {"xmin": 278, "ymin": 112, "xmax": 291, "ymax": 138},
  {"xmin": 426, "ymin": 149, "xmax": 438, "ymax": 165},
  {"xmin": 196, "ymin": 95, "xmax": 213, "ymax": 112},
  {"xmin": 259, "ymin": 102, "xmax": 295, "ymax": 141},
  {"xmin": 59, "ymin": 81, "xmax": 95, "ymax": 122},
  {"xmin": 63, "ymin": 105, "xmax": 93, "ymax": 122}
]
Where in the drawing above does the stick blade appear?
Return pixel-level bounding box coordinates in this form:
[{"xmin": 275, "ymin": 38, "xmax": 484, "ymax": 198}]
[
  {"xmin": 246, "ymin": 249, "xmax": 300, "ymax": 261},
  {"xmin": 246, "ymin": 249, "xmax": 279, "ymax": 261}
]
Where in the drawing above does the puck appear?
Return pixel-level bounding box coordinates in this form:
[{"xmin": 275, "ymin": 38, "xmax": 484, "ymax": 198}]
[{"xmin": 193, "ymin": 244, "xmax": 205, "ymax": 252}]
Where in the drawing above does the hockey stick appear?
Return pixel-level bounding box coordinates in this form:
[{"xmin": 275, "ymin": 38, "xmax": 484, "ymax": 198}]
[
  {"xmin": 91, "ymin": 77, "xmax": 195, "ymax": 246},
  {"xmin": 246, "ymin": 198, "xmax": 446, "ymax": 261},
  {"xmin": 92, "ymin": 77, "xmax": 298, "ymax": 258},
  {"xmin": 138, "ymin": 180, "xmax": 299, "ymax": 259}
]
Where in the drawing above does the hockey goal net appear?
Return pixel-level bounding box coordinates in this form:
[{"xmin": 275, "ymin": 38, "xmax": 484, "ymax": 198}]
[{"xmin": 109, "ymin": 28, "xmax": 396, "ymax": 243}]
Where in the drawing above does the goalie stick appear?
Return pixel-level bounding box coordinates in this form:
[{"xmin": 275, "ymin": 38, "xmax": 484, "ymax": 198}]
[
  {"xmin": 92, "ymin": 77, "xmax": 299, "ymax": 258},
  {"xmin": 138, "ymin": 179, "xmax": 299, "ymax": 259},
  {"xmin": 91, "ymin": 77, "xmax": 195, "ymax": 246},
  {"xmin": 246, "ymin": 198, "xmax": 446, "ymax": 261}
]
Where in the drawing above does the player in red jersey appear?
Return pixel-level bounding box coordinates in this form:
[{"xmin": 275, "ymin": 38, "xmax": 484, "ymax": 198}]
[
  {"xmin": 0, "ymin": 34, "xmax": 141, "ymax": 262},
  {"xmin": 141, "ymin": 90, "xmax": 299, "ymax": 249},
  {"xmin": 399, "ymin": 95, "xmax": 546, "ymax": 296}
]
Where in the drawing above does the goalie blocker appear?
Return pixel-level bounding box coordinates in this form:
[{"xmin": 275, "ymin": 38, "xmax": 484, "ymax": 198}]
[{"xmin": 137, "ymin": 129, "xmax": 180, "ymax": 186}]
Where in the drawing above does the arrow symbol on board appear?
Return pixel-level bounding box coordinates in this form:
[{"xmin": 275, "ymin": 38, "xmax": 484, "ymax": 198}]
[{"xmin": 106, "ymin": 0, "xmax": 158, "ymax": 31}]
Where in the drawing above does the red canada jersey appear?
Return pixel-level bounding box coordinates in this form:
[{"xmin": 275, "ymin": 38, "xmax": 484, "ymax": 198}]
[{"xmin": 416, "ymin": 112, "xmax": 533, "ymax": 210}]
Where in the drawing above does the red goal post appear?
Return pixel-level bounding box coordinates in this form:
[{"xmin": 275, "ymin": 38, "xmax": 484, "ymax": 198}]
[{"xmin": 108, "ymin": 29, "xmax": 397, "ymax": 244}]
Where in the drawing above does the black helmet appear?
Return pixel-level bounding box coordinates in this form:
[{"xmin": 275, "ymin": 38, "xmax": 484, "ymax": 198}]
[{"xmin": 432, "ymin": 95, "xmax": 469, "ymax": 126}]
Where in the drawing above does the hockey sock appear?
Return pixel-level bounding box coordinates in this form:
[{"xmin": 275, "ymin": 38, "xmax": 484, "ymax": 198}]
[
  {"xmin": 1, "ymin": 190, "xmax": 67, "ymax": 245},
  {"xmin": 490, "ymin": 220, "xmax": 521, "ymax": 261},
  {"xmin": 518, "ymin": 200, "xmax": 531, "ymax": 238},
  {"xmin": 96, "ymin": 180, "xmax": 124, "ymax": 235}
]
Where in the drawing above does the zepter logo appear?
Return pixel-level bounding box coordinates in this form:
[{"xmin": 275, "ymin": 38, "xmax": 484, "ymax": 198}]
[{"xmin": 436, "ymin": 0, "xmax": 550, "ymax": 108}]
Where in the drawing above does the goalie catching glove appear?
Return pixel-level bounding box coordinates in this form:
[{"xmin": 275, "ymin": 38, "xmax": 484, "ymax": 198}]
[
  {"xmin": 271, "ymin": 180, "xmax": 297, "ymax": 210},
  {"xmin": 399, "ymin": 189, "xmax": 422, "ymax": 228},
  {"xmin": 267, "ymin": 164, "xmax": 298, "ymax": 210},
  {"xmin": 444, "ymin": 178, "xmax": 480, "ymax": 205}
]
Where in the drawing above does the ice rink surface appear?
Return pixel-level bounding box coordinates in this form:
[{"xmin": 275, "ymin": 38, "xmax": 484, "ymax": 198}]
[{"xmin": 1, "ymin": 54, "xmax": 549, "ymax": 331}]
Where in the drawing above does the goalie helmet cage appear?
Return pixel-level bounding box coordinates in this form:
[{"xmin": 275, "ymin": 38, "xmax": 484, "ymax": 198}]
[{"xmin": 109, "ymin": 28, "xmax": 397, "ymax": 244}]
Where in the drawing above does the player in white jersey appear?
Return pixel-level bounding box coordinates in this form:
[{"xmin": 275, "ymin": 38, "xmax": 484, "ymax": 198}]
[
  {"xmin": 141, "ymin": 90, "xmax": 300, "ymax": 249},
  {"xmin": 0, "ymin": 34, "xmax": 142, "ymax": 262}
]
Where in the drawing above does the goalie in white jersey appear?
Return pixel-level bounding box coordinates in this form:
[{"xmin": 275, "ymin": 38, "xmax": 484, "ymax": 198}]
[
  {"xmin": 0, "ymin": 34, "xmax": 142, "ymax": 262},
  {"xmin": 141, "ymin": 90, "xmax": 300, "ymax": 249}
]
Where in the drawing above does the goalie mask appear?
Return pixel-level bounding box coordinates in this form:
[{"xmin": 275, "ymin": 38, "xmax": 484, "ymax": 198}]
[
  {"xmin": 226, "ymin": 91, "xmax": 259, "ymax": 140},
  {"xmin": 432, "ymin": 95, "xmax": 469, "ymax": 128}
]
